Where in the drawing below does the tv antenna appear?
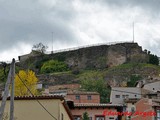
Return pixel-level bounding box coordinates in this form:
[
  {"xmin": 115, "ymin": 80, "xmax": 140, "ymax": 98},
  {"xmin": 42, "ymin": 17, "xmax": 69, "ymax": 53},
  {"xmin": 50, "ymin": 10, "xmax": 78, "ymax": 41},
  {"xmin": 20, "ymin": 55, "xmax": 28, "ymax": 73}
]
[
  {"xmin": 133, "ymin": 22, "xmax": 134, "ymax": 43},
  {"xmin": 51, "ymin": 32, "xmax": 53, "ymax": 54}
]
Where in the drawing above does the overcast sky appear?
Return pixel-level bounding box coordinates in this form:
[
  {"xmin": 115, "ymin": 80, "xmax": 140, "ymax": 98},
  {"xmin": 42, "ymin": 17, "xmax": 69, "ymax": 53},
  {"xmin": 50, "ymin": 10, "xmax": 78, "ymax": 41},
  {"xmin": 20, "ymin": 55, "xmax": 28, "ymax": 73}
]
[{"xmin": 0, "ymin": 0, "xmax": 160, "ymax": 61}]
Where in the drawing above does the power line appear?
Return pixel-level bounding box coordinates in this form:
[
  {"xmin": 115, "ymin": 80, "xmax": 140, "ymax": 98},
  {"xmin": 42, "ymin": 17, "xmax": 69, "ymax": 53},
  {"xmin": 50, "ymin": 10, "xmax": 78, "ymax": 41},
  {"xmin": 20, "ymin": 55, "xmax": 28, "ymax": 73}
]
[
  {"xmin": 16, "ymin": 73, "xmax": 57, "ymax": 120},
  {"xmin": 15, "ymin": 65, "xmax": 149, "ymax": 97}
]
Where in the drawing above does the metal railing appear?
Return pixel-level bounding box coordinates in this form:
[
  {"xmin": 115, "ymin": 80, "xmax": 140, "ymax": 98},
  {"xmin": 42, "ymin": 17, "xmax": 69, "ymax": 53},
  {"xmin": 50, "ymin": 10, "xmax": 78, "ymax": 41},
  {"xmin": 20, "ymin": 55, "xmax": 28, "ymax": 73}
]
[{"xmin": 45, "ymin": 41, "xmax": 133, "ymax": 54}]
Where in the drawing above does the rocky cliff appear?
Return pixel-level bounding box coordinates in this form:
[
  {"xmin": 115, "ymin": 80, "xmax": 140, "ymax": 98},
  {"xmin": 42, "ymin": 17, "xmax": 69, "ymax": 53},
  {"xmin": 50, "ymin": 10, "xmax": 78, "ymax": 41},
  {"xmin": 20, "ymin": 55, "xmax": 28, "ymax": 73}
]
[
  {"xmin": 18, "ymin": 42, "xmax": 149, "ymax": 71},
  {"xmin": 16, "ymin": 42, "xmax": 158, "ymax": 87},
  {"xmin": 49, "ymin": 42, "xmax": 148, "ymax": 70}
]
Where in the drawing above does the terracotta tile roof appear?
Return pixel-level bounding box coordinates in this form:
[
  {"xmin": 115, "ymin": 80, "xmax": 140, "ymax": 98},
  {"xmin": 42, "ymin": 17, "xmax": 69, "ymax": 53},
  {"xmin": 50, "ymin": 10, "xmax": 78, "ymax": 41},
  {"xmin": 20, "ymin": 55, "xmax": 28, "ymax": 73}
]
[
  {"xmin": 74, "ymin": 103, "xmax": 124, "ymax": 108},
  {"xmin": 67, "ymin": 90, "xmax": 99, "ymax": 95},
  {"xmin": 0, "ymin": 95, "xmax": 64, "ymax": 100}
]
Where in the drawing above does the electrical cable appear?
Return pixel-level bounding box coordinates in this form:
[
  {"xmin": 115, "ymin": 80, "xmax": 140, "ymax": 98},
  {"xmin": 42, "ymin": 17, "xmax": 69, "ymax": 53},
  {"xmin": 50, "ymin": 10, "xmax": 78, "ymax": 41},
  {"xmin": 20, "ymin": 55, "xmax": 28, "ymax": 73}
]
[{"xmin": 16, "ymin": 73, "xmax": 58, "ymax": 120}]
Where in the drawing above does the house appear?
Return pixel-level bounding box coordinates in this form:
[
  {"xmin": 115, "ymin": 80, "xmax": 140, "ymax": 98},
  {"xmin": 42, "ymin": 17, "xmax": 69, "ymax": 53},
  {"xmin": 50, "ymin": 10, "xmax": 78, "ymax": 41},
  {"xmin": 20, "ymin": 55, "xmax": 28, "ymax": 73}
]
[
  {"xmin": 67, "ymin": 101, "xmax": 124, "ymax": 120},
  {"xmin": 124, "ymin": 98, "xmax": 140, "ymax": 120},
  {"xmin": 0, "ymin": 96, "xmax": 73, "ymax": 120},
  {"xmin": 145, "ymin": 91, "xmax": 160, "ymax": 100},
  {"xmin": 42, "ymin": 84, "xmax": 81, "ymax": 96},
  {"xmin": 43, "ymin": 89, "xmax": 100, "ymax": 104},
  {"xmin": 66, "ymin": 91, "xmax": 100, "ymax": 103},
  {"xmin": 42, "ymin": 87, "xmax": 101, "ymax": 104},
  {"xmin": 50, "ymin": 90, "xmax": 68, "ymax": 96},
  {"xmin": 65, "ymin": 90, "xmax": 126, "ymax": 120},
  {"xmin": 110, "ymin": 87, "xmax": 142, "ymax": 104},
  {"xmin": 135, "ymin": 78, "xmax": 160, "ymax": 92},
  {"xmin": 48, "ymin": 84, "xmax": 81, "ymax": 92},
  {"xmin": 18, "ymin": 50, "xmax": 41, "ymax": 62},
  {"xmin": 130, "ymin": 98, "xmax": 160, "ymax": 120},
  {"xmin": 142, "ymin": 81, "xmax": 160, "ymax": 92}
]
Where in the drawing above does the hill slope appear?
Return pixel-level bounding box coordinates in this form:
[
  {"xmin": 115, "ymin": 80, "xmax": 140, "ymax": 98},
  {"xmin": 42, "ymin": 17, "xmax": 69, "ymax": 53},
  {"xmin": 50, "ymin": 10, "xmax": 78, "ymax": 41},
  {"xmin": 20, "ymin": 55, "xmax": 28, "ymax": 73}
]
[
  {"xmin": 1, "ymin": 42, "xmax": 159, "ymax": 88},
  {"xmin": 18, "ymin": 42, "xmax": 149, "ymax": 72}
]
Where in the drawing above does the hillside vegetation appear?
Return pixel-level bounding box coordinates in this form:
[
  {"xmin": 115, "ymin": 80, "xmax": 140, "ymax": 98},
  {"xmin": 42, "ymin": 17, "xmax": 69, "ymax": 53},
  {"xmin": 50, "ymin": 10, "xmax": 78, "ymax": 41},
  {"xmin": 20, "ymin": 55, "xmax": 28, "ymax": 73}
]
[
  {"xmin": 1, "ymin": 42, "xmax": 160, "ymax": 87},
  {"xmin": 0, "ymin": 42, "xmax": 160, "ymax": 103},
  {"xmin": 34, "ymin": 63, "xmax": 160, "ymax": 87}
]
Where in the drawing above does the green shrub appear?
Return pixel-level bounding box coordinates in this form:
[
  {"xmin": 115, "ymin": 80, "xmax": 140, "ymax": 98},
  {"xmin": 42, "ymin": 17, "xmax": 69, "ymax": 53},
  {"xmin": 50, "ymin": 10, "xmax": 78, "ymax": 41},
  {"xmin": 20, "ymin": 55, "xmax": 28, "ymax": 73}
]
[
  {"xmin": 127, "ymin": 75, "xmax": 142, "ymax": 87},
  {"xmin": 40, "ymin": 60, "xmax": 68, "ymax": 73}
]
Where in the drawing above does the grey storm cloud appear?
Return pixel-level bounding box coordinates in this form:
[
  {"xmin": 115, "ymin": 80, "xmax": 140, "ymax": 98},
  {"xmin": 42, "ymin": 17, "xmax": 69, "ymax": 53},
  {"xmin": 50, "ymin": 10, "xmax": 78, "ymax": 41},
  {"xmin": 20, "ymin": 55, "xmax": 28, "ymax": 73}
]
[
  {"xmin": 86, "ymin": 0, "xmax": 160, "ymax": 17},
  {"xmin": 101, "ymin": 0, "xmax": 160, "ymax": 9},
  {"xmin": 1, "ymin": 0, "xmax": 160, "ymax": 61},
  {"xmin": 0, "ymin": 0, "xmax": 76, "ymax": 51}
]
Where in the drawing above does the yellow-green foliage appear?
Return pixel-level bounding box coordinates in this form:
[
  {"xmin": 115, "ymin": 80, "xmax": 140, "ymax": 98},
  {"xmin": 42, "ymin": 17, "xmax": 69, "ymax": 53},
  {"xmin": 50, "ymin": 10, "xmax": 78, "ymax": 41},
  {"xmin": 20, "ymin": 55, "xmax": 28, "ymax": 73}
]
[
  {"xmin": 15, "ymin": 70, "xmax": 38, "ymax": 96},
  {"xmin": 40, "ymin": 60, "xmax": 68, "ymax": 73}
]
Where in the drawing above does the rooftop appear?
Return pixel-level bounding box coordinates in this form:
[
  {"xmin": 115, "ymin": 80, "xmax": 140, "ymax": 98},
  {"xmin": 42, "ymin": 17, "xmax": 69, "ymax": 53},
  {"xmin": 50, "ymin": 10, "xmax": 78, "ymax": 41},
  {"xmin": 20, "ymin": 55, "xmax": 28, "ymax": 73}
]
[
  {"xmin": 0, "ymin": 95, "xmax": 64, "ymax": 100},
  {"xmin": 67, "ymin": 90, "xmax": 99, "ymax": 95},
  {"xmin": 124, "ymin": 98, "xmax": 140, "ymax": 103},
  {"xmin": 74, "ymin": 103, "xmax": 123, "ymax": 108}
]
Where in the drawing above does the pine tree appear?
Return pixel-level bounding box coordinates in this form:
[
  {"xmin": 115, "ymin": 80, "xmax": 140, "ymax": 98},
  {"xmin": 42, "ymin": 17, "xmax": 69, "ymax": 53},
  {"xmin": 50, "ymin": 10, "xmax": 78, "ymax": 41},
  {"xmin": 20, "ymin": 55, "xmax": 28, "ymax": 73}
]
[{"xmin": 82, "ymin": 112, "xmax": 89, "ymax": 120}]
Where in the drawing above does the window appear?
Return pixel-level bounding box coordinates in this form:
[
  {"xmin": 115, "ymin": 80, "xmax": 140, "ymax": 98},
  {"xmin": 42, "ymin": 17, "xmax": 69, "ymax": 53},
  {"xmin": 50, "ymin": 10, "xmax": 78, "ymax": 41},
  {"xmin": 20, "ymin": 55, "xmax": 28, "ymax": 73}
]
[
  {"xmin": 122, "ymin": 95, "xmax": 129, "ymax": 98},
  {"xmin": 74, "ymin": 116, "xmax": 81, "ymax": 120},
  {"xmin": 126, "ymin": 95, "xmax": 129, "ymax": 98},
  {"xmin": 115, "ymin": 95, "xmax": 120, "ymax": 98},
  {"xmin": 157, "ymin": 109, "xmax": 160, "ymax": 119},
  {"xmin": 95, "ymin": 116, "xmax": 105, "ymax": 120},
  {"xmin": 109, "ymin": 117, "xmax": 114, "ymax": 119},
  {"xmin": 75, "ymin": 95, "xmax": 80, "ymax": 100},
  {"xmin": 122, "ymin": 95, "xmax": 125, "ymax": 98},
  {"xmin": 131, "ymin": 107, "xmax": 135, "ymax": 112},
  {"xmin": 87, "ymin": 95, "xmax": 92, "ymax": 100}
]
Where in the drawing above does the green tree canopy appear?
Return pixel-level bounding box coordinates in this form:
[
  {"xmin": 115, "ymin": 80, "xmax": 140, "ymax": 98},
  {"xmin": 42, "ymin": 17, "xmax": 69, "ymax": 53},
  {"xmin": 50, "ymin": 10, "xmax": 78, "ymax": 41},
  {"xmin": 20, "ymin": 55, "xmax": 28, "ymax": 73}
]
[
  {"xmin": 40, "ymin": 60, "xmax": 68, "ymax": 73},
  {"xmin": 80, "ymin": 72, "xmax": 110, "ymax": 103}
]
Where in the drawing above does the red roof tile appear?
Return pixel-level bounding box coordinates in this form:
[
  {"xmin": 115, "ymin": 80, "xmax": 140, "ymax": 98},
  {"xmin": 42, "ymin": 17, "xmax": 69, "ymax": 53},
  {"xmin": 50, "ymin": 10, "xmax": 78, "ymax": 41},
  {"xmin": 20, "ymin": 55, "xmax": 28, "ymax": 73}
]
[
  {"xmin": 0, "ymin": 95, "xmax": 64, "ymax": 100},
  {"xmin": 74, "ymin": 103, "xmax": 123, "ymax": 108}
]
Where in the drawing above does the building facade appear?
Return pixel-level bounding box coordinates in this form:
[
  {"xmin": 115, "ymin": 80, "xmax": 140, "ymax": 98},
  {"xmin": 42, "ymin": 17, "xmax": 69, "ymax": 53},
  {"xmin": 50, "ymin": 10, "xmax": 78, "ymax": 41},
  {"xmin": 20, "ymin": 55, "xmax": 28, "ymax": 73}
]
[
  {"xmin": 110, "ymin": 87, "xmax": 142, "ymax": 104},
  {"xmin": 143, "ymin": 81, "xmax": 160, "ymax": 92},
  {"xmin": 0, "ymin": 96, "xmax": 73, "ymax": 120},
  {"xmin": 66, "ymin": 91, "xmax": 100, "ymax": 103},
  {"xmin": 130, "ymin": 98, "xmax": 160, "ymax": 120},
  {"xmin": 69, "ymin": 102, "xmax": 123, "ymax": 120}
]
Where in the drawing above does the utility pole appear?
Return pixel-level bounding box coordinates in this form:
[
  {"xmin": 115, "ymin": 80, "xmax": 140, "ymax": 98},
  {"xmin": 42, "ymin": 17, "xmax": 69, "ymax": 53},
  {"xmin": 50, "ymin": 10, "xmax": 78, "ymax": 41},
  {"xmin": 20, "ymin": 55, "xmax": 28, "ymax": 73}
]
[
  {"xmin": 0, "ymin": 59, "xmax": 15, "ymax": 120},
  {"xmin": 10, "ymin": 59, "xmax": 15, "ymax": 120}
]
